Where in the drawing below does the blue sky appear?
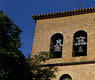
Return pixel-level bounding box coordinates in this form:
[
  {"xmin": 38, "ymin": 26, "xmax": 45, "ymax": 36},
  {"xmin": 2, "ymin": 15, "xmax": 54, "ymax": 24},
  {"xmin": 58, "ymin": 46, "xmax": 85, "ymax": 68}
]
[{"xmin": 0, "ymin": 0, "xmax": 95, "ymax": 57}]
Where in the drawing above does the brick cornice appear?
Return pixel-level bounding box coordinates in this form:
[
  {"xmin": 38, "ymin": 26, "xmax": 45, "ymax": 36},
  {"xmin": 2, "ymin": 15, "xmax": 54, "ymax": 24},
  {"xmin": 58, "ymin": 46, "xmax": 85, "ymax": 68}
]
[{"xmin": 32, "ymin": 7, "xmax": 95, "ymax": 20}]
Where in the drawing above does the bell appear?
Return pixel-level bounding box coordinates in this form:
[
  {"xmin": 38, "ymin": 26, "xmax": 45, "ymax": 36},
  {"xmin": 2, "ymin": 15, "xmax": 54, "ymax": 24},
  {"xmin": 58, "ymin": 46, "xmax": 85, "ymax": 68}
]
[
  {"xmin": 78, "ymin": 45, "xmax": 84, "ymax": 53},
  {"xmin": 53, "ymin": 39, "xmax": 62, "ymax": 53},
  {"xmin": 53, "ymin": 46, "xmax": 62, "ymax": 53},
  {"xmin": 63, "ymin": 78, "xmax": 71, "ymax": 80}
]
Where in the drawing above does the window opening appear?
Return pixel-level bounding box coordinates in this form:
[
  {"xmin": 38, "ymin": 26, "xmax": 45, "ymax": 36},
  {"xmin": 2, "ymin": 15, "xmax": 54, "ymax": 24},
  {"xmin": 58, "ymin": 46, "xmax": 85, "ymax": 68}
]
[
  {"xmin": 59, "ymin": 74, "xmax": 72, "ymax": 80},
  {"xmin": 73, "ymin": 30, "xmax": 87, "ymax": 56},
  {"xmin": 50, "ymin": 33, "xmax": 63, "ymax": 58}
]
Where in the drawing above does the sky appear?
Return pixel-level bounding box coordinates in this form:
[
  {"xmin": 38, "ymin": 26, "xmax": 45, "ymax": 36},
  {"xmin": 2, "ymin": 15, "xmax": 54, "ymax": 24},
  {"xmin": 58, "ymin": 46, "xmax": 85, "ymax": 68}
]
[{"xmin": 0, "ymin": 0, "xmax": 95, "ymax": 57}]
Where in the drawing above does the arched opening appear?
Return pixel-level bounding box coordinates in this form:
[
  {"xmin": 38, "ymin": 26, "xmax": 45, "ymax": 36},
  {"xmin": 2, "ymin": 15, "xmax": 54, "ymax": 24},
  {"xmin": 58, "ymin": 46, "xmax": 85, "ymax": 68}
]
[
  {"xmin": 50, "ymin": 33, "xmax": 63, "ymax": 58},
  {"xmin": 73, "ymin": 30, "xmax": 87, "ymax": 56},
  {"xmin": 59, "ymin": 74, "xmax": 72, "ymax": 80}
]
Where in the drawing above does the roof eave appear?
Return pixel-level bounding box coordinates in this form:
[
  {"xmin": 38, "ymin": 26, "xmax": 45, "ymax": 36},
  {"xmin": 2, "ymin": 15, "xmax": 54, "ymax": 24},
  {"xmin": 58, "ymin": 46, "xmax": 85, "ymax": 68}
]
[{"xmin": 32, "ymin": 7, "xmax": 95, "ymax": 20}]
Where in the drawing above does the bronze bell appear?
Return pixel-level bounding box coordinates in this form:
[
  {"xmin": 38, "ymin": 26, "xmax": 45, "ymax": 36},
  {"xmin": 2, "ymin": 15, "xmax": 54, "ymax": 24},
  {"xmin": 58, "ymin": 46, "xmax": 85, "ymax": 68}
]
[
  {"xmin": 63, "ymin": 78, "xmax": 72, "ymax": 80},
  {"xmin": 53, "ymin": 39, "xmax": 62, "ymax": 53},
  {"xmin": 53, "ymin": 45, "xmax": 62, "ymax": 53},
  {"xmin": 78, "ymin": 45, "xmax": 84, "ymax": 53}
]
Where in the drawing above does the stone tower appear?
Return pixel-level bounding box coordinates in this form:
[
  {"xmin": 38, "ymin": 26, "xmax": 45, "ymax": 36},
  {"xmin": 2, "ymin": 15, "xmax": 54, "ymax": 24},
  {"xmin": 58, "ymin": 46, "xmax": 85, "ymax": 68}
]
[{"xmin": 32, "ymin": 7, "xmax": 95, "ymax": 80}]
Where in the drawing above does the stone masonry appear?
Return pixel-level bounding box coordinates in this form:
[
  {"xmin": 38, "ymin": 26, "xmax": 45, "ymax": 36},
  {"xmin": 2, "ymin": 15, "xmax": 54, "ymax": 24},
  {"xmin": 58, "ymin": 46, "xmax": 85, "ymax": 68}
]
[{"xmin": 32, "ymin": 8, "xmax": 95, "ymax": 80}]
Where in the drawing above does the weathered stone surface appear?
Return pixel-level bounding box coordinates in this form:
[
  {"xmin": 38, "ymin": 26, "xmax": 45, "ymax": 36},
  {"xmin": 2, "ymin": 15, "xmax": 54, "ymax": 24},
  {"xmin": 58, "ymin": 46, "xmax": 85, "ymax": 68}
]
[
  {"xmin": 32, "ymin": 12, "xmax": 95, "ymax": 80},
  {"xmin": 52, "ymin": 64, "xmax": 95, "ymax": 80}
]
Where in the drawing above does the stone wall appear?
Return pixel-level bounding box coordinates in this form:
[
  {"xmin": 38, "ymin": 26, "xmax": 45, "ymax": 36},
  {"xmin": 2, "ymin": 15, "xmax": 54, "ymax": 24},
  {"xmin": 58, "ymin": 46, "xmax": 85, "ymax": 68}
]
[
  {"xmin": 32, "ymin": 12, "xmax": 95, "ymax": 63},
  {"xmin": 52, "ymin": 63, "xmax": 95, "ymax": 80},
  {"xmin": 32, "ymin": 12, "xmax": 95, "ymax": 80}
]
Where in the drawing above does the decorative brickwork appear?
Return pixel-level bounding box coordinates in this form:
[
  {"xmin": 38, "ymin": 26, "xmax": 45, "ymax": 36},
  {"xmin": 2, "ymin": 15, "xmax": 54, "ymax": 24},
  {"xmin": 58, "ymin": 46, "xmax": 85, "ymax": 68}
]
[
  {"xmin": 32, "ymin": 8, "xmax": 95, "ymax": 80},
  {"xmin": 32, "ymin": 7, "xmax": 95, "ymax": 20}
]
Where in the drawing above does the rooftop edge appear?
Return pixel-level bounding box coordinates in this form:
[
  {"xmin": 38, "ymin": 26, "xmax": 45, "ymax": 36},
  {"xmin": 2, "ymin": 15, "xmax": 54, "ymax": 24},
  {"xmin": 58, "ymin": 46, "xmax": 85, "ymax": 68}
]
[{"xmin": 32, "ymin": 7, "xmax": 95, "ymax": 20}]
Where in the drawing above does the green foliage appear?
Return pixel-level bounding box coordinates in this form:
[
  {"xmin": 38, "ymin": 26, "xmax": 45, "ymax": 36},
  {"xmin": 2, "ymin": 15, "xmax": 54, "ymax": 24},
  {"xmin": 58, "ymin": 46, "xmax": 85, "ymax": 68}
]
[
  {"xmin": 0, "ymin": 11, "xmax": 56, "ymax": 80},
  {"xmin": 0, "ymin": 11, "xmax": 25, "ymax": 80},
  {"xmin": 0, "ymin": 11, "xmax": 22, "ymax": 52},
  {"xmin": 0, "ymin": 70, "xmax": 8, "ymax": 80},
  {"xmin": 25, "ymin": 51, "xmax": 57, "ymax": 80}
]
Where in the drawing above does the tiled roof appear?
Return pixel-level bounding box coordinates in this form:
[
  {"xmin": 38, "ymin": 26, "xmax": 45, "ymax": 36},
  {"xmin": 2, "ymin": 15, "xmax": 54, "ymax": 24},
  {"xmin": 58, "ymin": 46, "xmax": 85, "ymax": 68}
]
[{"xmin": 32, "ymin": 7, "xmax": 95, "ymax": 20}]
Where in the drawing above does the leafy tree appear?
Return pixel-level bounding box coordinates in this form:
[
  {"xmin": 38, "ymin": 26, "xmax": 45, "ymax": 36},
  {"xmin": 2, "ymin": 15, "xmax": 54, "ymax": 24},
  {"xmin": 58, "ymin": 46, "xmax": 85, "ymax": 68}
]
[
  {"xmin": 0, "ymin": 11, "xmax": 56, "ymax": 80},
  {"xmin": 0, "ymin": 11, "xmax": 25, "ymax": 80},
  {"xmin": 25, "ymin": 52, "xmax": 57, "ymax": 80}
]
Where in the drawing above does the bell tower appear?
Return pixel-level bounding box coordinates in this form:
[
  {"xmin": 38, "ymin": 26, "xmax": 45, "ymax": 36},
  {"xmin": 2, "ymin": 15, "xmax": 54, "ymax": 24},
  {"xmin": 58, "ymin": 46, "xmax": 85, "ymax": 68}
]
[{"xmin": 32, "ymin": 7, "xmax": 95, "ymax": 80}]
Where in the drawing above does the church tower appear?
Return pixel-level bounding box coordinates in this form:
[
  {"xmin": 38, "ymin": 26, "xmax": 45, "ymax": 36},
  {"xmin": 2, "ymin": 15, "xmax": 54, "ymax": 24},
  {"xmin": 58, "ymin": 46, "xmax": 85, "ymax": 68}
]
[{"xmin": 32, "ymin": 7, "xmax": 95, "ymax": 80}]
